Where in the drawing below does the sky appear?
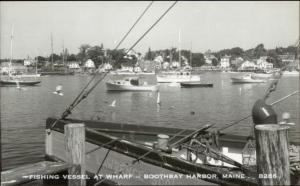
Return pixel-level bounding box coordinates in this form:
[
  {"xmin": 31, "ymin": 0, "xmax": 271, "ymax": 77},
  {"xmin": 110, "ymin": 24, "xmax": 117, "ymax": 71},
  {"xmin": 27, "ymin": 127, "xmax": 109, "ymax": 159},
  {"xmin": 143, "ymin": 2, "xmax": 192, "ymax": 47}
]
[{"xmin": 0, "ymin": 1, "xmax": 299, "ymax": 59}]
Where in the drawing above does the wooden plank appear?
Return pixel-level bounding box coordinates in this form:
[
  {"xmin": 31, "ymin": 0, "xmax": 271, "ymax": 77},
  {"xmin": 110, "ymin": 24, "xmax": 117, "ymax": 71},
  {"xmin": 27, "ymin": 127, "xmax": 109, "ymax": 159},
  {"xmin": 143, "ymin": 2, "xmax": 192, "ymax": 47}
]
[
  {"xmin": 64, "ymin": 123, "xmax": 86, "ymax": 186},
  {"xmin": 255, "ymin": 124, "xmax": 290, "ymax": 185},
  {"xmin": 1, "ymin": 161, "xmax": 68, "ymax": 186}
]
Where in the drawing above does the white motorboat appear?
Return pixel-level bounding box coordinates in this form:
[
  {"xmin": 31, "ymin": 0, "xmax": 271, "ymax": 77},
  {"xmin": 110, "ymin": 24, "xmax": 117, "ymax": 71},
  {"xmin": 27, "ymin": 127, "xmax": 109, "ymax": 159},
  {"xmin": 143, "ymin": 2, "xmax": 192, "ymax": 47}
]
[
  {"xmin": 231, "ymin": 74, "xmax": 267, "ymax": 83},
  {"xmin": 282, "ymin": 70, "xmax": 299, "ymax": 76},
  {"xmin": 251, "ymin": 72, "xmax": 273, "ymax": 79},
  {"xmin": 106, "ymin": 77, "xmax": 159, "ymax": 91},
  {"xmin": 16, "ymin": 73, "xmax": 41, "ymax": 78},
  {"xmin": 156, "ymin": 71, "xmax": 200, "ymax": 83}
]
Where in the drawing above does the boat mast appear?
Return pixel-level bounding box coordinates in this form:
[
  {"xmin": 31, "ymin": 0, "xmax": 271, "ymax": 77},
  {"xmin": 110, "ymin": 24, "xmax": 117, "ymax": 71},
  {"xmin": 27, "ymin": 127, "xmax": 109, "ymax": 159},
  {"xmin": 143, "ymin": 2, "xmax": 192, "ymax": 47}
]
[
  {"xmin": 62, "ymin": 39, "xmax": 65, "ymax": 68},
  {"xmin": 178, "ymin": 29, "xmax": 181, "ymax": 68},
  {"xmin": 9, "ymin": 26, "xmax": 14, "ymax": 76},
  {"xmin": 51, "ymin": 33, "xmax": 54, "ymax": 71},
  {"xmin": 190, "ymin": 42, "xmax": 192, "ymax": 67}
]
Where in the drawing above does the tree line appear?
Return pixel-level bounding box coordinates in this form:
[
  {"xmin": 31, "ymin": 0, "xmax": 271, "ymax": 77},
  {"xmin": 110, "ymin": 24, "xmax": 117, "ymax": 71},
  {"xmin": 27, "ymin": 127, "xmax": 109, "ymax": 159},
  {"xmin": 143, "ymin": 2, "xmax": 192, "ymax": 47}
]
[{"xmin": 2, "ymin": 43, "xmax": 297, "ymax": 69}]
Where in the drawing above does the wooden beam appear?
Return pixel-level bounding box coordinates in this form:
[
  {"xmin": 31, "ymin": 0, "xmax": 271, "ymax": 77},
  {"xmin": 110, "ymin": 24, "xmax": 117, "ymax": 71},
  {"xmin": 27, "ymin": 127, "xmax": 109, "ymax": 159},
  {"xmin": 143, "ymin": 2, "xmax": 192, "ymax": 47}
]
[
  {"xmin": 64, "ymin": 123, "xmax": 86, "ymax": 186},
  {"xmin": 255, "ymin": 124, "xmax": 290, "ymax": 185}
]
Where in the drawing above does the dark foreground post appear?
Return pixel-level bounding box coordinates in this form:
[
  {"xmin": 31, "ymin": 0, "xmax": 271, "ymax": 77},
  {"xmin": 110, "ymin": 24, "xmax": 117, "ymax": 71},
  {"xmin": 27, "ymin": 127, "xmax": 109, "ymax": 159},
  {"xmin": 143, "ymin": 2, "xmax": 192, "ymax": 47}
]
[
  {"xmin": 65, "ymin": 123, "xmax": 86, "ymax": 186},
  {"xmin": 255, "ymin": 124, "xmax": 290, "ymax": 186}
]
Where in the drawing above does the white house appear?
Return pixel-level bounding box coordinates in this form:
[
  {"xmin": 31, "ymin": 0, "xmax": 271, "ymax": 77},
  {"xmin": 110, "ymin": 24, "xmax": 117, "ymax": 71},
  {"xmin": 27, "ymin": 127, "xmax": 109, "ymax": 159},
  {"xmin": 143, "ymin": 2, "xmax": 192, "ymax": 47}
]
[
  {"xmin": 256, "ymin": 57, "xmax": 273, "ymax": 69},
  {"xmin": 154, "ymin": 55, "xmax": 164, "ymax": 69},
  {"xmin": 240, "ymin": 60, "xmax": 257, "ymax": 70},
  {"xmin": 0, "ymin": 62, "xmax": 27, "ymax": 75},
  {"xmin": 68, "ymin": 62, "xmax": 81, "ymax": 69},
  {"xmin": 84, "ymin": 59, "xmax": 95, "ymax": 69},
  {"xmin": 24, "ymin": 59, "xmax": 35, "ymax": 66},
  {"xmin": 220, "ymin": 55, "xmax": 231, "ymax": 69},
  {"xmin": 171, "ymin": 61, "xmax": 180, "ymax": 68}
]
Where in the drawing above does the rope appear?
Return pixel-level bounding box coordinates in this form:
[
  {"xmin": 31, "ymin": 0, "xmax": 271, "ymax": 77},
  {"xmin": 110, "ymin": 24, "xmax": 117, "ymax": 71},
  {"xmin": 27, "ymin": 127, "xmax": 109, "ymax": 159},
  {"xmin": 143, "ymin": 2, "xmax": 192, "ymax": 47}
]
[
  {"xmin": 93, "ymin": 148, "xmax": 112, "ymax": 186},
  {"xmin": 86, "ymin": 138, "xmax": 119, "ymax": 155},
  {"xmin": 115, "ymin": 1, "xmax": 154, "ymax": 50},
  {"xmin": 126, "ymin": 1, "xmax": 178, "ymax": 53}
]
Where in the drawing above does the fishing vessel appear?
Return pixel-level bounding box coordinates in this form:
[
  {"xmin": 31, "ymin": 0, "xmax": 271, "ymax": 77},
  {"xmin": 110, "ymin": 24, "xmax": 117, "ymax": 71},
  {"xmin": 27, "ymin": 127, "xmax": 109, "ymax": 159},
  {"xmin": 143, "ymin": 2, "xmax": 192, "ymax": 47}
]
[
  {"xmin": 0, "ymin": 77, "xmax": 41, "ymax": 86},
  {"xmin": 46, "ymin": 117, "xmax": 258, "ymax": 186},
  {"xmin": 106, "ymin": 77, "xmax": 159, "ymax": 91},
  {"xmin": 231, "ymin": 74, "xmax": 267, "ymax": 83},
  {"xmin": 110, "ymin": 69, "xmax": 155, "ymax": 75},
  {"xmin": 251, "ymin": 70, "xmax": 274, "ymax": 79}
]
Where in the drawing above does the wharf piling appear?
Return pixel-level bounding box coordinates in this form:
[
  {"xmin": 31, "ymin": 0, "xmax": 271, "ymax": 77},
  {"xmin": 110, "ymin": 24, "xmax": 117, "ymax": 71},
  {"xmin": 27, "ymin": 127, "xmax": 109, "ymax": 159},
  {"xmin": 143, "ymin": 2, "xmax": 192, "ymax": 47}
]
[
  {"xmin": 255, "ymin": 124, "xmax": 290, "ymax": 185},
  {"xmin": 64, "ymin": 123, "xmax": 86, "ymax": 186}
]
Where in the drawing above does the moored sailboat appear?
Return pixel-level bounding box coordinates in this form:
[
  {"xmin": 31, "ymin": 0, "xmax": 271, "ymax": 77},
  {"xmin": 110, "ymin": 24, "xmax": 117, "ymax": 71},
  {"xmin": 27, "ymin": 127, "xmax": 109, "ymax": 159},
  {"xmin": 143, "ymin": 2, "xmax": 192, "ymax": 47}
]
[{"xmin": 0, "ymin": 27, "xmax": 41, "ymax": 87}]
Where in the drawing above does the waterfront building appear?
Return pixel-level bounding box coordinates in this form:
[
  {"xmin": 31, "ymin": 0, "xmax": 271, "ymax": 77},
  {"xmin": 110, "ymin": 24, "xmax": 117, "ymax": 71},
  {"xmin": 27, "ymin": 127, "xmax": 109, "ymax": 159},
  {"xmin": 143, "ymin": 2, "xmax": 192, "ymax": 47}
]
[
  {"xmin": 84, "ymin": 59, "xmax": 95, "ymax": 68},
  {"xmin": 154, "ymin": 55, "xmax": 164, "ymax": 69},
  {"xmin": 204, "ymin": 50, "xmax": 217, "ymax": 65},
  {"xmin": 279, "ymin": 54, "xmax": 295, "ymax": 64},
  {"xmin": 231, "ymin": 57, "xmax": 244, "ymax": 68},
  {"xmin": 24, "ymin": 59, "xmax": 35, "ymax": 66},
  {"xmin": 67, "ymin": 61, "xmax": 82, "ymax": 73},
  {"xmin": 0, "ymin": 62, "xmax": 27, "ymax": 75},
  {"xmin": 256, "ymin": 56, "xmax": 273, "ymax": 69},
  {"xmin": 220, "ymin": 55, "xmax": 231, "ymax": 69},
  {"xmin": 67, "ymin": 61, "xmax": 81, "ymax": 69},
  {"xmin": 239, "ymin": 60, "xmax": 257, "ymax": 70}
]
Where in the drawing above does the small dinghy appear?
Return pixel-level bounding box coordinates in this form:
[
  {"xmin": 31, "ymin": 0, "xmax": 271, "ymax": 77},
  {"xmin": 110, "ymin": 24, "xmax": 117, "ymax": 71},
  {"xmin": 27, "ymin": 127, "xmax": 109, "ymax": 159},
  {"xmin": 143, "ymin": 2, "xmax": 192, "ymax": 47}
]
[{"xmin": 180, "ymin": 81, "xmax": 213, "ymax": 88}]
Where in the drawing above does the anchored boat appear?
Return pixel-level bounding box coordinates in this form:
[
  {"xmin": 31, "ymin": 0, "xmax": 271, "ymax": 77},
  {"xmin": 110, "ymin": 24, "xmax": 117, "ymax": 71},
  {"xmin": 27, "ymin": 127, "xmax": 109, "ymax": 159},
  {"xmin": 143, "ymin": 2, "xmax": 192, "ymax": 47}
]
[
  {"xmin": 106, "ymin": 77, "xmax": 159, "ymax": 91},
  {"xmin": 180, "ymin": 81, "xmax": 213, "ymax": 88},
  {"xmin": 231, "ymin": 74, "xmax": 267, "ymax": 83},
  {"xmin": 0, "ymin": 78, "xmax": 41, "ymax": 86}
]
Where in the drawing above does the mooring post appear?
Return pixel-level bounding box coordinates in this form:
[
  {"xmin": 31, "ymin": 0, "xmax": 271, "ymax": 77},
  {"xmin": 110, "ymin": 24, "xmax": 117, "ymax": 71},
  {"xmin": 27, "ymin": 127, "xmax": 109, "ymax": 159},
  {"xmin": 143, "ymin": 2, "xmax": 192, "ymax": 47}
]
[
  {"xmin": 255, "ymin": 124, "xmax": 290, "ymax": 185},
  {"xmin": 64, "ymin": 123, "xmax": 86, "ymax": 186}
]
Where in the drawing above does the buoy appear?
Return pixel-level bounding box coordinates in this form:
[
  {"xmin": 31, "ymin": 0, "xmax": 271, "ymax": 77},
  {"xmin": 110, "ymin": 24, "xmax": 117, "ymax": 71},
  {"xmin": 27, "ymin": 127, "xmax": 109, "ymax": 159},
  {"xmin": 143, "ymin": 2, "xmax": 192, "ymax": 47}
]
[
  {"xmin": 157, "ymin": 92, "xmax": 161, "ymax": 105},
  {"xmin": 190, "ymin": 111, "xmax": 195, "ymax": 115}
]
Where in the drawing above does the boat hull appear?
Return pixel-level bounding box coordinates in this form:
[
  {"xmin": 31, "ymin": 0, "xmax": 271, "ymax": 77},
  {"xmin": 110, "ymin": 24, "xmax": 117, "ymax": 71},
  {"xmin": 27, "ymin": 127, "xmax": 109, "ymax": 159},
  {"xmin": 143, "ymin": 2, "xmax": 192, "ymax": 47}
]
[
  {"xmin": 282, "ymin": 71, "xmax": 299, "ymax": 76},
  {"xmin": 0, "ymin": 80, "xmax": 41, "ymax": 86},
  {"xmin": 16, "ymin": 74, "xmax": 41, "ymax": 78},
  {"xmin": 110, "ymin": 71, "xmax": 155, "ymax": 75},
  {"xmin": 106, "ymin": 82, "xmax": 159, "ymax": 91},
  {"xmin": 230, "ymin": 78, "xmax": 266, "ymax": 83},
  {"xmin": 251, "ymin": 73, "xmax": 273, "ymax": 78},
  {"xmin": 180, "ymin": 82, "xmax": 213, "ymax": 88},
  {"xmin": 46, "ymin": 118, "xmax": 258, "ymax": 186}
]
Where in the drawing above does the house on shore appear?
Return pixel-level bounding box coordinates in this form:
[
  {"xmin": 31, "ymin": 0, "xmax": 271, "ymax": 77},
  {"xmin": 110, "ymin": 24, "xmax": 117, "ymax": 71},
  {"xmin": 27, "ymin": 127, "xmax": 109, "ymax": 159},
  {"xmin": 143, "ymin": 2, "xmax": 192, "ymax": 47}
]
[
  {"xmin": 0, "ymin": 61, "xmax": 27, "ymax": 75},
  {"xmin": 220, "ymin": 55, "xmax": 231, "ymax": 69},
  {"xmin": 256, "ymin": 56, "xmax": 273, "ymax": 70},
  {"xmin": 239, "ymin": 60, "xmax": 257, "ymax": 71}
]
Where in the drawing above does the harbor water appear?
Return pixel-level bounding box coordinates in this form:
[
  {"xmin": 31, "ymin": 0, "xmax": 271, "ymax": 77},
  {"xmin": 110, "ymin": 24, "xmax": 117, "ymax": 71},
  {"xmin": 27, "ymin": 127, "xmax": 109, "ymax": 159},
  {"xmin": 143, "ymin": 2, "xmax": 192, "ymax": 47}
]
[{"xmin": 1, "ymin": 72, "xmax": 299, "ymax": 170}]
